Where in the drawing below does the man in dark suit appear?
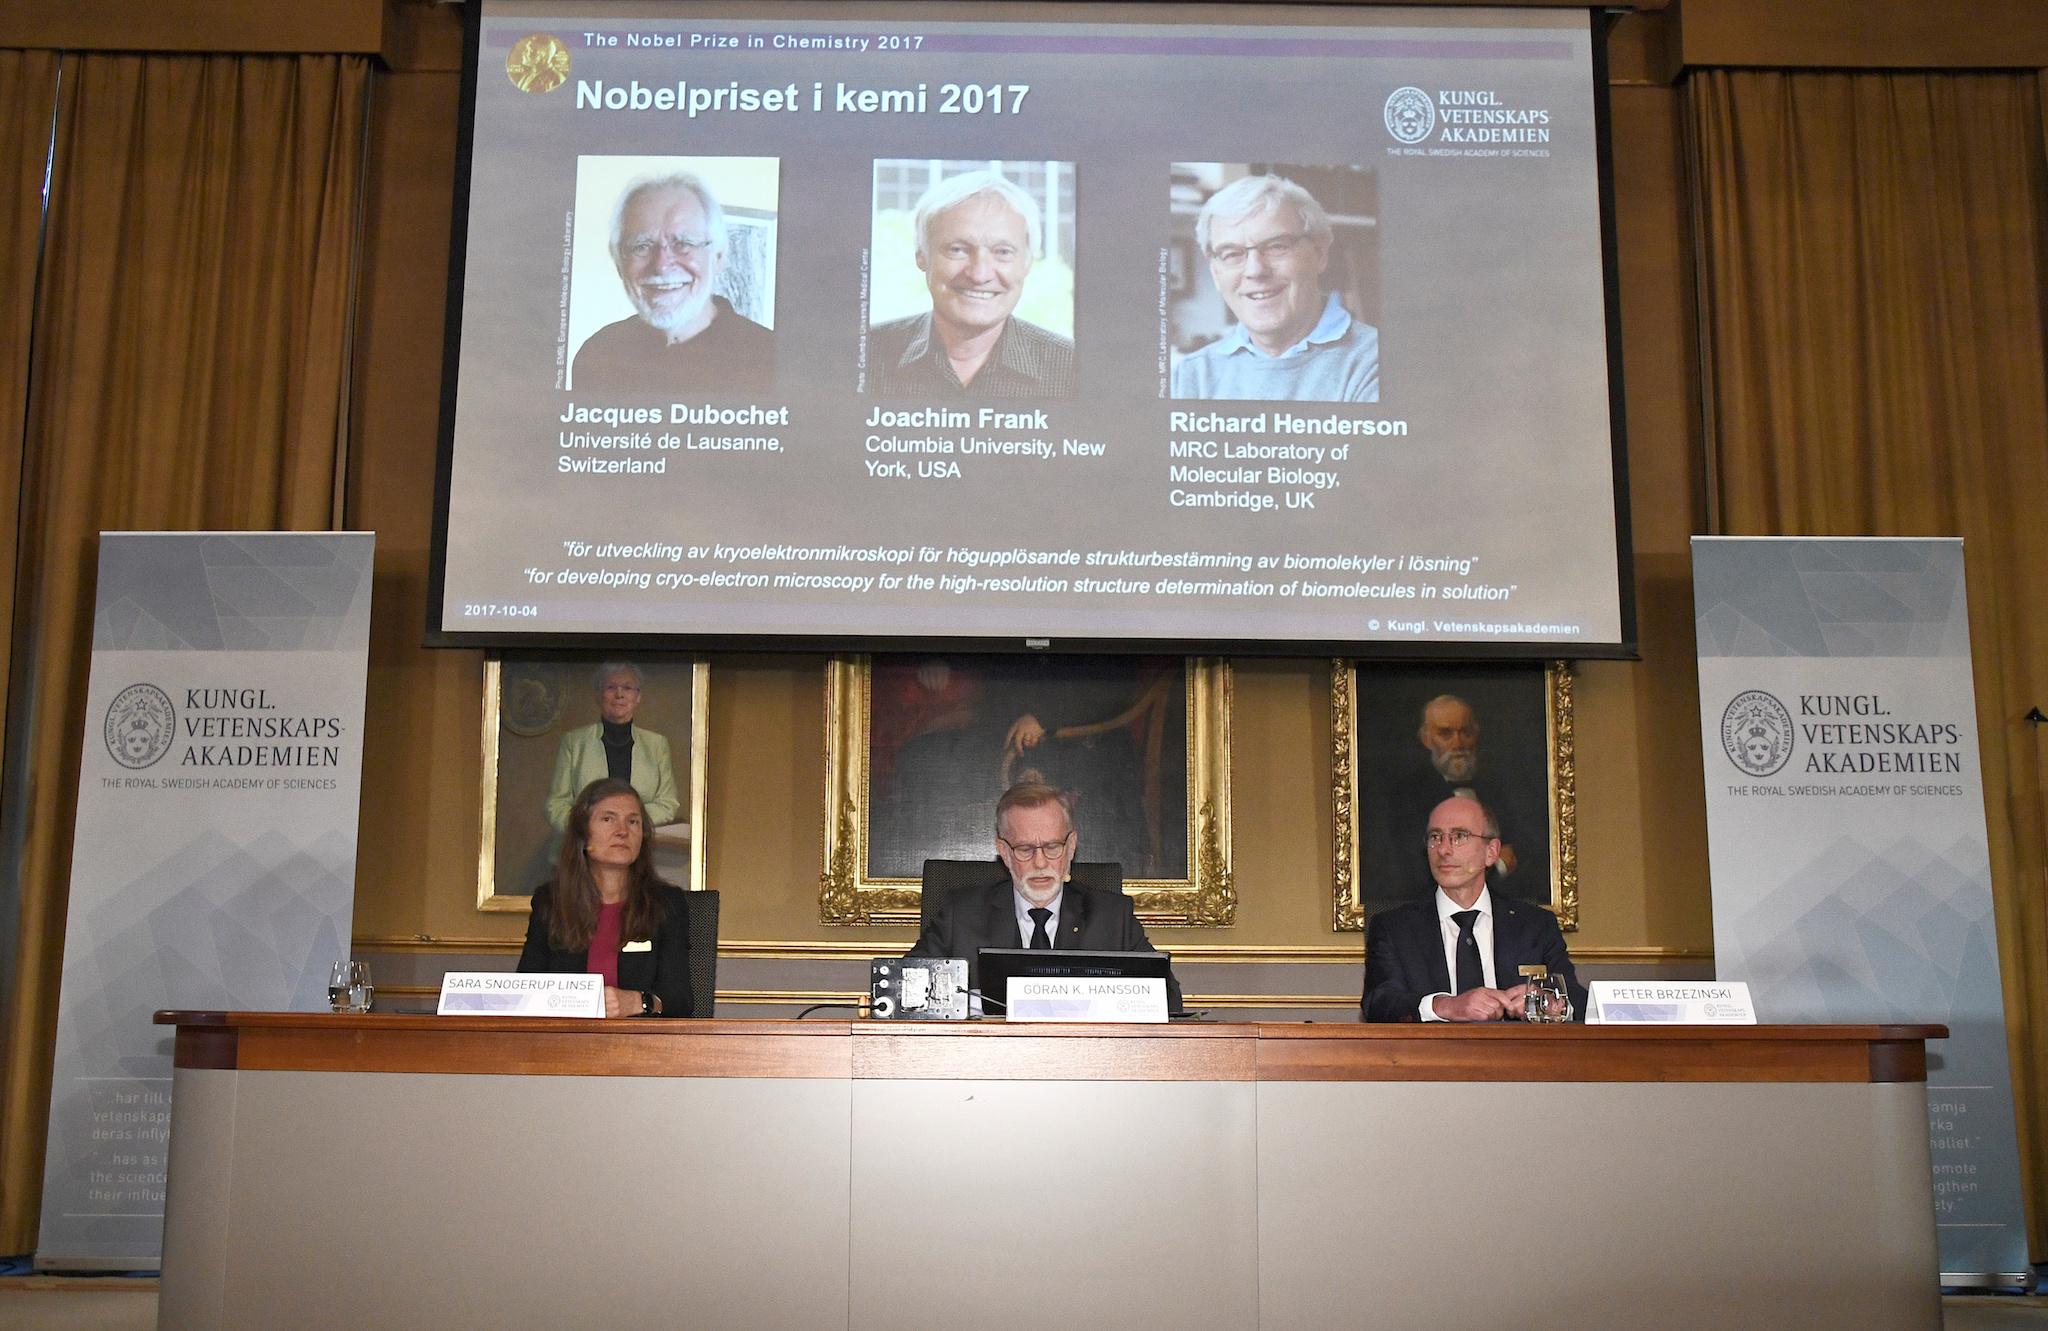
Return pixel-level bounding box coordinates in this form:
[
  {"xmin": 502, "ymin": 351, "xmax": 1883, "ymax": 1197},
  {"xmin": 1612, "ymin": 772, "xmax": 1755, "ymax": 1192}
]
[
  {"xmin": 1362, "ymin": 795, "xmax": 1584, "ymax": 1023},
  {"xmin": 907, "ymin": 781, "xmax": 1183, "ymax": 1012}
]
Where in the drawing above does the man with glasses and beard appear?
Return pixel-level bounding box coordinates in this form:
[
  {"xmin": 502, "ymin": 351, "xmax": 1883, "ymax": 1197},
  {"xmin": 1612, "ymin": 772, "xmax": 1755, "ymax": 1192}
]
[
  {"xmin": 572, "ymin": 172, "xmax": 774, "ymax": 393},
  {"xmin": 906, "ymin": 782, "xmax": 1182, "ymax": 1011},
  {"xmin": 1172, "ymin": 173, "xmax": 1378, "ymax": 403},
  {"xmin": 1362, "ymin": 796, "xmax": 1584, "ymax": 1023}
]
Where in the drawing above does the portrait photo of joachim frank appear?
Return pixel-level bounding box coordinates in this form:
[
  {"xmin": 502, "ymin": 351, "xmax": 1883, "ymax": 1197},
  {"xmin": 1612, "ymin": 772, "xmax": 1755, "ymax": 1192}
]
[{"xmin": 866, "ymin": 161, "xmax": 1077, "ymax": 399}]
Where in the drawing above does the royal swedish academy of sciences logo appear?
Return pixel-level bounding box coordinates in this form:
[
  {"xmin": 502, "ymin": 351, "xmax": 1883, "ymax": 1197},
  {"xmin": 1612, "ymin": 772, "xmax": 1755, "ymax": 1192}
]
[
  {"xmin": 105, "ymin": 683, "xmax": 176, "ymax": 770},
  {"xmin": 506, "ymin": 33, "xmax": 571, "ymax": 94},
  {"xmin": 1384, "ymin": 87, "xmax": 1435, "ymax": 144},
  {"xmin": 1720, "ymin": 689, "xmax": 1794, "ymax": 778}
]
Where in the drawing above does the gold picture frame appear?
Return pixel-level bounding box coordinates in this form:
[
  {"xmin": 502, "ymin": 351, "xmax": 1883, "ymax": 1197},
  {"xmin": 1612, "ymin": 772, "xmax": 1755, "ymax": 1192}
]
[
  {"xmin": 1331, "ymin": 658, "xmax": 1576, "ymax": 932},
  {"xmin": 478, "ymin": 653, "xmax": 711, "ymax": 911},
  {"xmin": 821, "ymin": 655, "xmax": 1234, "ymax": 927}
]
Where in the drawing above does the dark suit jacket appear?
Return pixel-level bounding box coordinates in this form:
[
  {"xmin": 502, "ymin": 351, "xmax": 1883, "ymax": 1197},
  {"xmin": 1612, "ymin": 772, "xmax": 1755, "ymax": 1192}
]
[
  {"xmin": 908, "ymin": 875, "xmax": 1184, "ymax": 1012},
  {"xmin": 518, "ymin": 881, "xmax": 694, "ymax": 1018},
  {"xmin": 1361, "ymin": 891, "xmax": 1585, "ymax": 1023}
]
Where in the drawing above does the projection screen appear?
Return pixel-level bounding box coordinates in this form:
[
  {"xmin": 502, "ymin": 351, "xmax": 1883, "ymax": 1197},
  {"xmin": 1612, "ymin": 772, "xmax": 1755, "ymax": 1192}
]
[{"xmin": 431, "ymin": 1, "xmax": 1634, "ymax": 654}]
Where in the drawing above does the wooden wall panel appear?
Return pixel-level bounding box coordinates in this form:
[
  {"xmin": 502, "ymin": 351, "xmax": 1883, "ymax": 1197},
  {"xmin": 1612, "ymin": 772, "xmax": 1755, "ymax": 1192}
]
[
  {"xmin": 1676, "ymin": 0, "xmax": 2048, "ymax": 70},
  {"xmin": 705, "ymin": 655, "xmax": 831, "ymax": 941},
  {"xmin": 0, "ymin": 0, "xmax": 386, "ymax": 55}
]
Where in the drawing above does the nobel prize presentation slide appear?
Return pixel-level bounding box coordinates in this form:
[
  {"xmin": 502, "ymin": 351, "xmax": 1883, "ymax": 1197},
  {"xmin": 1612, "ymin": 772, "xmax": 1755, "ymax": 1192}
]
[{"xmin": 435, "ymin": 0, "xmax": 1629, "ymax": 650}]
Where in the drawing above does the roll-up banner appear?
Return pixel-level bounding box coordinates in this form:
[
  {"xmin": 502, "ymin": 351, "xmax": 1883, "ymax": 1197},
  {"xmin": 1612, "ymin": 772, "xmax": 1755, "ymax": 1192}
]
[
  {"xmin": 35, "ymin": 532, "xmax": 374, "ymax": 1271},
  {"xmin": 1694, "ymin": 536, "xmax": 2028, "ymax": 1287}
]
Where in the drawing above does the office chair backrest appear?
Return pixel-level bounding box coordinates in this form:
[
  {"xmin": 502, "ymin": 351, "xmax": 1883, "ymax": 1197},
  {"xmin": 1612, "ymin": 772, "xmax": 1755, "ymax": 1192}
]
[{"xmin": 682, "ymin": 889, "xmax": 719, "ymax": 1017}]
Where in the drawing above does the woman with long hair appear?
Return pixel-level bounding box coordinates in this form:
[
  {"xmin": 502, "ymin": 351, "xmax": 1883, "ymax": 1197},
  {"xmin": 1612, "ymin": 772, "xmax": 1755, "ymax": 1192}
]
[{"xmin": 517, "ymin": 777, "xmax": 695, "ymax": 1017}]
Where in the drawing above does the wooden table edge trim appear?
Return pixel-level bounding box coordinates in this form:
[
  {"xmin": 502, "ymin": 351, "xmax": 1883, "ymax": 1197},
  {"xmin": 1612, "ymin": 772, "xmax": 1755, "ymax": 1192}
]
[
  {"xmin": 1248, "ymin": 1022, "xmax": 1949, "ymax": 1041},
  {"xmin": 851, "ymin": 1033, "xmax": 1257, "ymax": 1081},
  {"xmin": 159, "ymin": 1015, "xmax": 1941, "ymax": 1084}
]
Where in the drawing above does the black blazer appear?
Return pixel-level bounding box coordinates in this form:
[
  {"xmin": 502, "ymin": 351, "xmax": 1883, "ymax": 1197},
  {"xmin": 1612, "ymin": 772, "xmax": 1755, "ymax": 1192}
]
[
  {"xmin": 908, "ymin": 874, "xmax": 1184, "ymax": 1012},
  {"xmin": 518, "ymin": 881, "xmax": 694, "ymax": 1018},
  {"xmin": 1361, "ymin": 892, "xmax": 1585, "ymax": 1023}
]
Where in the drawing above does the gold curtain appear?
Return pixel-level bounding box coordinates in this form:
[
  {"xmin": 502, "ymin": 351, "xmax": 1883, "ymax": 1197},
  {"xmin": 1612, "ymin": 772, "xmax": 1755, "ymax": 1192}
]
[
  {"xmin": 1690, "ymin": 68, "xmax": 2048, "ymax": 1245},
  {"xmin": 0, "ymin": 52, "xmax": 62, "ymax": 779},
  {"xmin": 0, "ymin": 52, "xmax": 369, "ymax": 1252}
]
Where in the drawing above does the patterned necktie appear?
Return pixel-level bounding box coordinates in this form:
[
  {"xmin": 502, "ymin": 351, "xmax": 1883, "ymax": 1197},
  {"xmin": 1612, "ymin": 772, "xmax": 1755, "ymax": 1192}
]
[
  {"xmin": 1028, "ymin": 907, "xmax": 1053, "ymax": 950},
  {"xmin": 1452, "ymin": 909, "xmax": 1485, "ymax": 993}
]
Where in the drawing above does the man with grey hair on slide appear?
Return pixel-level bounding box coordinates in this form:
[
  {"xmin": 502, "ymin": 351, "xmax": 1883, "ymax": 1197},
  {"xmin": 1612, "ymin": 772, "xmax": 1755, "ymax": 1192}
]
[
  {"xmin": 1173, "ymin": 173, "xmax": 1379, "ymax": 403},
  {"xmin": 869, "ymin": 169, "xmax": 1075, "ymax": 398},
  {"xmin": 572, "ymin": 171, "xmax": 775, "ymax": 393}
]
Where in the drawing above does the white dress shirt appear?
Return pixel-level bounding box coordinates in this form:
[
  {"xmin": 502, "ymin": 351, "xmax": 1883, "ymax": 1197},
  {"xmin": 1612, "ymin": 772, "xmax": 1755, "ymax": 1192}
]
[
  {"xmin": 965, "ymin": 888, "xmax": 1067, "ymax": 1017},
  {"xmin": 1013, "ymin": 888, "xmax": 1063, "ymax": 948},
  {"xmin": 1419, "ymin": 885, "xmax": 1496, "ymax": 1022}
]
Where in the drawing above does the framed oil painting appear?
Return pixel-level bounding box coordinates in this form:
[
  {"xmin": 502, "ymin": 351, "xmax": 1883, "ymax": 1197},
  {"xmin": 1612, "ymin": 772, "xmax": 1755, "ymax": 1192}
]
[
  {"xmin": 822, "ymin": 654, "xmax": 1233, "ymax": 927},
  {"xmin": 478, "ymin": 653, "xmax": 709, "ymax": 911},
  {"xmin": 1332, "ymin": 659, "xmax": 1575, "ymax": 931}
]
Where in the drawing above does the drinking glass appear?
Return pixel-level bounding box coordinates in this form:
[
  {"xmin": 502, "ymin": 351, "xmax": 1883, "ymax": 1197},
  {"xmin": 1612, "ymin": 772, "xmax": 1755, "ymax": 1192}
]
[
  {"xmin": 348, "ymin": 961, "xmax": 374, "ymax": 1013},
  {"xmin": 329, "ymin": 960, "xmax": 373, "ymax": 1013},
  {"xmin": 1530, "ymin": 973, "xmax": 1570, "ymax": 1023}
]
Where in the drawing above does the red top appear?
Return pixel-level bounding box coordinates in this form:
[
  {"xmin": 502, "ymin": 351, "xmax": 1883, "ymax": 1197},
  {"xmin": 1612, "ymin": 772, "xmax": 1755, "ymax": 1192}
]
[{"xmin": 587, "ymin": 901, "xmax": 623, "ymax": 989}]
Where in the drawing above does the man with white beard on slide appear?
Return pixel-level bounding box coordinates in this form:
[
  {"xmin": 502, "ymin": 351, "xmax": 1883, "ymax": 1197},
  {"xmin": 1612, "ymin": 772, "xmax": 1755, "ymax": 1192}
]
[{"xmin": 571, "ymin": 171, "xmax": 775, "ymax": 393}]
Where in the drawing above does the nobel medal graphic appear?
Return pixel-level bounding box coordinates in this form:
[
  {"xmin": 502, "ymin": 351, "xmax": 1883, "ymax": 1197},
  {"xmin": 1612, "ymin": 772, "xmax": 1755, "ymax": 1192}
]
[
  {"xmin": 105, "ymin": 683, "xmax": 176, "ymax": 770},
  {"xmin": 507, "ymin": 33, "xmax": 571, "ymax": 94}
]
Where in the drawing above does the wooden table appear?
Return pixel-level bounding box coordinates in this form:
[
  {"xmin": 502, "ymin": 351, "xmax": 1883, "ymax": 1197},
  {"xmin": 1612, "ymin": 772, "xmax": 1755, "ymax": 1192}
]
[{"xmin": 155, "ymin": 1015, "xmax": 1946, "ymax": 1330}]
